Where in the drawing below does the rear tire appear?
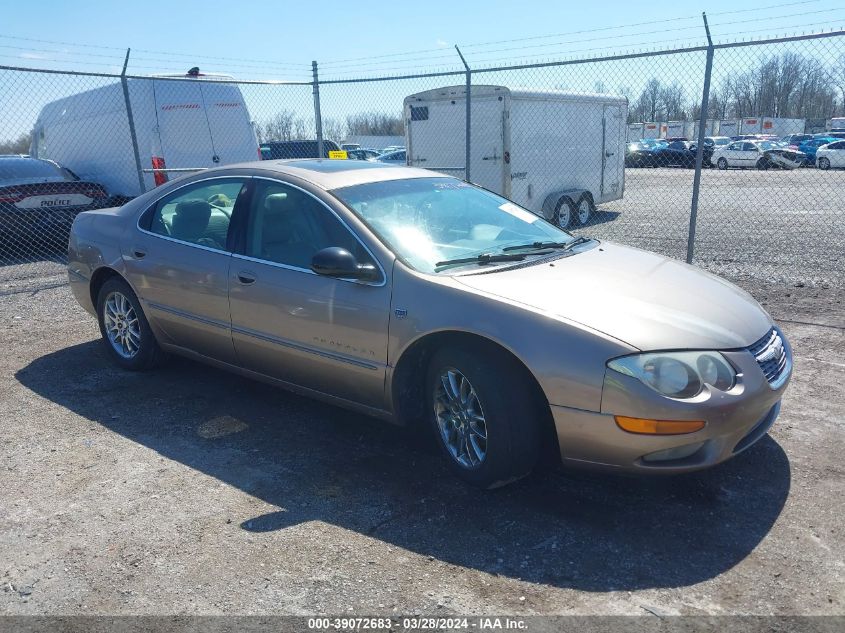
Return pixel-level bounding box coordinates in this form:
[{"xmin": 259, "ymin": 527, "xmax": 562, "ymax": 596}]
[
  {"xmin": 554, "ymin": 198, "xmax": 575, "ymax": 229},
  {"xmin": 426, "ymin": 344, "xmax": 541, "ymax": 489},
  {"xmin": 818, "ymin": 157, "xmax": 831, "ymax": 170},
  {"xmin": 717, "ymin": 158, "xmax": 728, "ymax": 170},
  {"xmin": 574, "ymin": 196, "xmax": 592, "ymax": 227},
  {"xmin": 96, "ymin": 277, "xmax": 166, "ymax": 371}
]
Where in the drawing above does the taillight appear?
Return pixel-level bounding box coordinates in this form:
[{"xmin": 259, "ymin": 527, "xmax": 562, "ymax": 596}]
[
  {"xmin": 151, "ymin": 157, "xmax": 168, "ymax": 186},
  {"xmin": 0, "ymin": 191, "xmax": 24, "ymax": 204},
  {"xmin": 257, "ymin": 147, "xmax": 263, "ymax": 160}
]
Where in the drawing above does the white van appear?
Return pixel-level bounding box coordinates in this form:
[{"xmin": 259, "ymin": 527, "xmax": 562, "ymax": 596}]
[
  {"xmin": 30, "ymin": 70, "xmax": 259, "ymax": 198},
  {"xmin": 404, "ymin": 85, "xmax": 627, "ymax": 228}
]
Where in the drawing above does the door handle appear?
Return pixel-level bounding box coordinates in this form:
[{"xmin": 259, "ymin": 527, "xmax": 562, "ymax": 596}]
[
  {"xmin": 237, "ymin": 271, "xmax": 256, "ymax": 285},
  {"xmin": 605, "ymin": 151, "xmax": 615, "ymax": 157},
  {"xmin": 132, "ymin": 248, "xmax": 147, "ymax": 259}
]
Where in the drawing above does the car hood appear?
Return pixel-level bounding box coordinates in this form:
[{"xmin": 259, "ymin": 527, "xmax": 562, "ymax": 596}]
[{"xmin": 453, "ymin": 241, "xmax": 772, "ymax": 351}]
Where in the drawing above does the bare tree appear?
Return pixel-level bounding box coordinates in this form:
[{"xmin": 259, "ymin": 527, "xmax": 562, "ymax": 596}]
[
  {"xmin": 0, "ymin": 132, "xmax": 31, "ymax": 154},
  {"xmin": 322, "ymin": 117, "xmax": 347, "ymax": 143},
  {"xmin": 346, "ymin": 112, "xmax": 404, "ymax": 136}
]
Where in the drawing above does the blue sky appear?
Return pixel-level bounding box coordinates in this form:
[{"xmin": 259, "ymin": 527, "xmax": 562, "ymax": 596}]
[{"xmin": 1, "ymin": 0, "xmax": 844, "ymax": 140}]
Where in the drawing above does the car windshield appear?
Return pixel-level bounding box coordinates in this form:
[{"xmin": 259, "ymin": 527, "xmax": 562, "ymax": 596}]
[
  {"xmin": 755, "ymin": 141, "xmax": 776, "ymax": 150},
  {"xmin": 0, "ymin": 157, "xmax": 67, "ymax": 187},
  {"xmin": 333, "ymin": 177, "xmax": 577, "ymax": 274}
]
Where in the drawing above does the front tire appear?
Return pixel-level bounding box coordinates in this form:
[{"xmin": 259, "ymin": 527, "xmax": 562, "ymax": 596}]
[
  {"xmin": 818, "ymin": 157, "xmax": 831, "ymax": 170},
  {"xmin": 554, "ymin": 198, "xmax": 575, "ymax": 229},
  {"xmin": 426, "ymin": 345, "xmax": 541, "ymax": 488},
  {"xmin": 96, "ymin": 277, "xmax": 166, "ymax": 370},
  {"xmin": 717, "ymin": 157, "xmax": 728, "ymax": 170}
]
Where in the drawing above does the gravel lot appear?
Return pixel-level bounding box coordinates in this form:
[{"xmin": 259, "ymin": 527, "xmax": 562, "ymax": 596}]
[{"xmin": 0, "ymin": 272, "xmax": 843, "ymax": 616}]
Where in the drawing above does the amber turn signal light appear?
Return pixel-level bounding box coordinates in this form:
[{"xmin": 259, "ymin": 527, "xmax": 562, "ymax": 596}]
[{"xmin": 615, "ymin": 416, "xmax": 706, "ymax": 435}]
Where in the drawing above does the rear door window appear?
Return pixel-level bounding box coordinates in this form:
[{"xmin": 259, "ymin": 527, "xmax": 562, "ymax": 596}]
[{"xmin": 146, "ymin": 178, "xmax": 247, "ymax": 251}]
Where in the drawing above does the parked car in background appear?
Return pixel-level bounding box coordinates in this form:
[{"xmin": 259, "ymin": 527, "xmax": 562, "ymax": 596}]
[
  {"xmin": 1, "ymin": 155, "xmax": 110, "ymax": 247},
  {"xmin": 815, "ymin": 140, "xmax": 845, "ymax": 170},
  {"xmin": 379, "ymin": 146, "xmax": 404, "ymax": 154},
  {"xmin": 30, "ymin": 69, "xmax": 259, "ymax": 198},
  {"xmin": 376, "ymin": 149, "xmax": 406, "ymax": 163},
  {"xmin": 259, "ymin": 139, "xmax": 342, "ymax": 160},
  {"xmin": 340, "ymin": 143, "xmax": 361, "ymax": 151},
  {"xmin": 67, "ymin": 160, "xmax": 791, "ymax": 487},
  {"xmin": 664, "ymin": 136, "xmax": 689, "ymax": 143},
  {"xmin": 624, "ymin": 142, "xmax": 658, "ymax": 167},
  {"xmin": 711, "ymin": 140, "xmax": 805, "ymax": 170},
  {"xmin": 780, "ymin": 134, "xmax": 813, "ymax": 145},
  {"xmin": 814, "ymin": 131, "xmax": 845, "ymax": 140},
  {"xmin": 651, "ymin": 140, "xmax": 697, "ymax": 168},
  {"xmin": 703, "ymin": 136, "xmax": 731, "ymax": 148},
  {"xmin": 798, "ymin": 137, "xmax": 838, "ymax": 164},
  {"xmin": 346, "ymin": 148, "xmax": 381, "ymax": 161}
]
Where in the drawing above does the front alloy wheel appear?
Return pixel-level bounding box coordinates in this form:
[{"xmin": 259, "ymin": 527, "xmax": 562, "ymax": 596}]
[
  {"xmin": 433, "ymin": 368, "xmax": 488, "ymax": 468},
  {"xmin": 818, "ymin": 157, "xmax": 831, "ymax": 170},
  {"xmin": 717, "ymin": 157, "xmax": 728, "ymax": 170}
]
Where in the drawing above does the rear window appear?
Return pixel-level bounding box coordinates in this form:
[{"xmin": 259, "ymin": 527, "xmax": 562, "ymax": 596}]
[{"xmin": 0, "ymin": 158, "xmax": 68, "ymax": 187}]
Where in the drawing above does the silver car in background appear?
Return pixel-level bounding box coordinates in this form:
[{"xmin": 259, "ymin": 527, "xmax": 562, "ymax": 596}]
[{"xmin": 68, "ymin": 160, "xmax": 791, "ymax": 488}]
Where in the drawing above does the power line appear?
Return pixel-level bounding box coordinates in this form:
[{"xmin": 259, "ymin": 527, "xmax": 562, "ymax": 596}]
[{"xmin": 318, "ymin": 6, "xmax": 842, "ymax": 74}]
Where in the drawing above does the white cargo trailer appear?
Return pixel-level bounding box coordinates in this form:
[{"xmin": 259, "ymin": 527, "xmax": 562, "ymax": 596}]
[
  {"xmin": 719, "ymin": 119, "xmax": 741, "ymax": 137},
  {"xmin": 741, "ymin": 118, "xmax": 762, "ymax": 134},
  {"xmin": 665, "ymin": 121, "xmax": 694, "ymax": 139},
  {"xmin": 760, "ymin": 117, "xmax": 804, "ymax": 136},
  {"xmin": 692, "ymin": 119, "xmax": 718, "ymax": 138},
  {"xmin": 404, "ymin": 85, "xmax": 627, "ymax": 228},
  {"xmin": 30, "ymin": 71, "xmax": 259, "ymax": 198},
  {"xmin": 642, "ymin": 122, "xmax": 660, "ymax": 139},
  {"xmin": 829, "ymin": 117, "xmax": 845, "ymax": 132},
  {"xmin": 627, "ymin": 123, "xmax": 644, "ymax": 141}
]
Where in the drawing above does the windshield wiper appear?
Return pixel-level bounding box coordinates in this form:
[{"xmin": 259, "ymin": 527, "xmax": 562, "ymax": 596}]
[
  {"xmin": 502, "ymin": 236, "xmax": 593, "ymax": 253},
  {"xmin": 502, "ymin": 240, "xmax": 570, "ymax": 252},
  {"xmin": 435, "ymin": 252, "xmax": 530, "ymax": 269}
]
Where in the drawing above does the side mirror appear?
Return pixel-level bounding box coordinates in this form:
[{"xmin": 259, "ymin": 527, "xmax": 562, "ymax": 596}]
[{"xmin": 311, "ymin": 247, "xmax": 379, "ymax": 281}]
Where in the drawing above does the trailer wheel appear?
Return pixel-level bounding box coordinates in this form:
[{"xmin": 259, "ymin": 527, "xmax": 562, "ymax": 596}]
[
  {"xmin": 554, "ymin": 198, "xmax": 575, "ymax": 229},
  {"xmin": 574, "ymin": 196, "xmax": 593, "ymax": 227}
]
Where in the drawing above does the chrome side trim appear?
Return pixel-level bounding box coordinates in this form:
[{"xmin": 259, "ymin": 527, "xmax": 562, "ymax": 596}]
[
  {"xmin": 146, "ymin": 301, "xmax": 230, "ymax": 331},
  {"xmin": 231, "ymin": 324, "xmax": 382, "ymax": 371}
]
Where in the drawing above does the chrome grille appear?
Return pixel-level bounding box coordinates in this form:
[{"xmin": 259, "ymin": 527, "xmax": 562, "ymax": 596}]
[{"xmin": 748, "ymin": 327, "xmax": 789, "ymax": 387}]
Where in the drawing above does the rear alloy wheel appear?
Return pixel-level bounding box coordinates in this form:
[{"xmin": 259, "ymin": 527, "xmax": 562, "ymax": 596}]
[
  {"xmin": 97, "ymin": 277, "xmax": 166, "ymax": 370},
  {"xmin": 426, "ymin": 345, "xmax": 541, "ymax": 488},
  {"xmin": 575, "ymin": 197, "xmax": 592, "ymax": 227},
  {"xmin": 717, "ymin": 157, "xmax": 728, "ymax": 170},
  {"xmin": 555, "ymin": 198, "xmax": 576, "ymax": 229},
  {"xmin": 818, "ymin": 157, "xmax": 831, "ymax": 170}
]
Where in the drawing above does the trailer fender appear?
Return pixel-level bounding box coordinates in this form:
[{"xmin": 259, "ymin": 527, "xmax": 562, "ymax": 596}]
[{"xmin": 540, "ymin": 189, "xmax": 590, "ymax": 221}]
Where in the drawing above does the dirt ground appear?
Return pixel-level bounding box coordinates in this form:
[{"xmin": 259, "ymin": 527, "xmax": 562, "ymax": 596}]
[{"xmin": 0, "ymin": 279, "xmax": 843, "ymax": 617}]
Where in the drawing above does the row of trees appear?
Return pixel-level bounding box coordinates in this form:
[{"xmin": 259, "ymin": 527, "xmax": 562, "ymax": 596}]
[
  {"xmin": 0, "ymin": 133, "xmax": 30, "ymax": 154},
  {"xmin": 256, "ymin": 110, "xmax": 403, "ymax": 143},
  {"xmin": 624, "ymin": 51, "xmax": 845, "ymax": 123}
]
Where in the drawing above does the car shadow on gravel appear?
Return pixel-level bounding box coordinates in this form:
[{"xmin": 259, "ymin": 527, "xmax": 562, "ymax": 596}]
[{"xmin": 17, "ymin": 341, "xmax": 791, "ymax": 592}]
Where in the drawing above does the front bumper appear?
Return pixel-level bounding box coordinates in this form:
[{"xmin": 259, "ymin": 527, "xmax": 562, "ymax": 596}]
[{"xmin": 551, "ymin": 339, "xmax": 791, "ymax": 474}]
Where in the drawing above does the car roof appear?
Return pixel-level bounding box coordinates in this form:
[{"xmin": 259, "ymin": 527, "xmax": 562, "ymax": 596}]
[{"xmin": 224, "ymin": 158, "xmax": 435, "ymax": 190}]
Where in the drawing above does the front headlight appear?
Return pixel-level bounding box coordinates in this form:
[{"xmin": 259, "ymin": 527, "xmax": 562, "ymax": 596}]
[{"xmin": 608, "ymin": 351, "xmax": 736, "ymax": 399}]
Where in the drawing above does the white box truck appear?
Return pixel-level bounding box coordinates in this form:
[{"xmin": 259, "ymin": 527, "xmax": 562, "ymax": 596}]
[
  {"xmin": 404, "ymin": 85, "xmax": 627, "ymax": 228},
  {"xmin": 829, "ymin": 117, "xmax": 845, "ymax": 132},
  {"xmin": 30, "ymin": 70, "xmax": 259, "ymax": 198}
]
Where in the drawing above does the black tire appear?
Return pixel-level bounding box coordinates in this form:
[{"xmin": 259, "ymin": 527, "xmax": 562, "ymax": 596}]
[
  {"xmin": 96, "ymin": 277, "xmax": 166, "ymax": 371},
  {"xmin": 818, "ymin": 157, "xmax": 831, "ymax": 170},
  {"xmin": 717, "ymin": 157, "xmax": 728, "ymax": 170},
  {"xmin": 554, "ymin": 198, "xmax": 576, "ymax": 229},
  {"xmin": 756, "ymin": 158, "xmax": 769, "ymax": 170},
  {"xmin": 574, "ymin": 196, "xmax": 593, "ymax": 227},
  {"xmin": 425, "ymin": 344, "xmax": 541, "ymax": 488}
]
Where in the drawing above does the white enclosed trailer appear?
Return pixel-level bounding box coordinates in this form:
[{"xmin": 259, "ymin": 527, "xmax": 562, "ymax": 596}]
[
  {"xmin": 741, "ymin": 117, "xmax": 762, "ymax": 134},
  {"xmin": 404, "ymin": 85, "xmax": 627, "ymax": 227},
  {"xmin": 627, "ymin": 123, "xmax": 644, "ymax": 140},
  {"xmin": 30, "ymin": 72, "xmax": 259, "ymax": 198},
  {"xmin": 719, "ymin": 119, "xmax": 741, "ymax": 137},
  {"xmin": 761, "ymin": 117, "xmax": 804, "ymax": 136},
  {"xmin": 641, "ymin": 122, "xmax": 660, "ymax": 139},
  {"xmin": 829, "ymin": 117, "xmax": 845, "ymax": 132},
  {"xmin": 665, "ymin": 121, "xmax": 694, "ymax": 139}
]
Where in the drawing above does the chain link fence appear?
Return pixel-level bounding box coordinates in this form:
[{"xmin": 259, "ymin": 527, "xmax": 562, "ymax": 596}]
[{"xmin": 1, "ymin": 31, "xmax": 843, "ymax": 294}]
